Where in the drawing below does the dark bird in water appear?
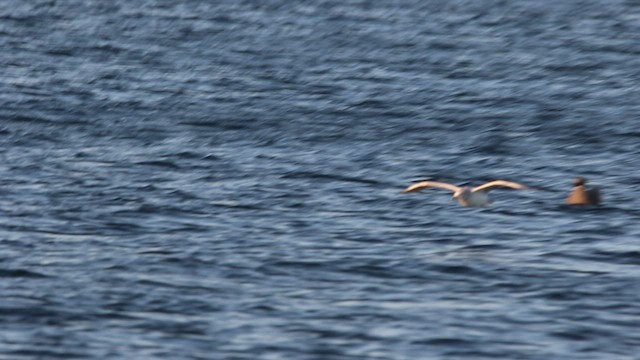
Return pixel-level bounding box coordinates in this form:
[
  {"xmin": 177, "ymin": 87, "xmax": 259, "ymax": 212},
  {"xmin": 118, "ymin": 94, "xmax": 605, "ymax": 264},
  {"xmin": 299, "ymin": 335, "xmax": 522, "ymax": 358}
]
[{"xmin": 565, "ymin": 177, "xmax": 601, "ymax": 205}]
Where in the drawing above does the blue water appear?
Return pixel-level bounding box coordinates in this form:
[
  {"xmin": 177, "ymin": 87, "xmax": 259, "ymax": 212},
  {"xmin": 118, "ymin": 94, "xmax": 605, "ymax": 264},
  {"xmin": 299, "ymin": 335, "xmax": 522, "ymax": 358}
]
[{"xmin": 1, "ymin": 0, "xmax": 640, "ymax": 359}]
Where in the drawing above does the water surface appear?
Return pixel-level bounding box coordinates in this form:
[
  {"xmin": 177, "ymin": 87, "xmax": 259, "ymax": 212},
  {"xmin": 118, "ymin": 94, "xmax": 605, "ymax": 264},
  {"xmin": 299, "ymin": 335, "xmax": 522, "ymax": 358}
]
[{"xmin": 1, "ymin": 0, "xmax": 640, "ymax": 359}]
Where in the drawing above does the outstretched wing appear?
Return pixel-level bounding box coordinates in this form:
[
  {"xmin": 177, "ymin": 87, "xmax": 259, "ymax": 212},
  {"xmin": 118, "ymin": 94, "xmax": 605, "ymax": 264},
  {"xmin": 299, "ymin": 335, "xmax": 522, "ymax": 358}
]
[
  {"xmin": 472, "ymin": 180, "xmax": 528, "ymax": 192},
  {"xmin": 403, "ymin": 181, "xmax": 460, "ymax": 193}
]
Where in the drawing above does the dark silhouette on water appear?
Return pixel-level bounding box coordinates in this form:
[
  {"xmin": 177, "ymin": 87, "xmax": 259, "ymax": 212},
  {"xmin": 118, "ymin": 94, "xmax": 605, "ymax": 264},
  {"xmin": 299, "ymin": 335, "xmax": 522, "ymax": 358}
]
[{"xmin": 565, "ymin": 177, "xmax": 601, "ymax": 205}]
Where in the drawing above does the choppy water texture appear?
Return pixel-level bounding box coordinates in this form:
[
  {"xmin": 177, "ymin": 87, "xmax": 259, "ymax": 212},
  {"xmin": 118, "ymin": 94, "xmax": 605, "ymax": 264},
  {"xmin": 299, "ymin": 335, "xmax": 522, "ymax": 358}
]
[{"xmin": 1, "ymin": 0, "xmax": 640, "ymax": 359}]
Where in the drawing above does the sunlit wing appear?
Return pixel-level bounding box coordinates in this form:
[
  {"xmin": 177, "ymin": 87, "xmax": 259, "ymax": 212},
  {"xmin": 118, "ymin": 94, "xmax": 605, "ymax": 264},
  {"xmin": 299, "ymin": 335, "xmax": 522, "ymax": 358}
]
[
  {"xmin": 472, "ymin": 180, "xmax": 528, "ymax": 192},
  {"xmin": 403, "ymin": 181, "xmax": 460, "ymax": 193}
]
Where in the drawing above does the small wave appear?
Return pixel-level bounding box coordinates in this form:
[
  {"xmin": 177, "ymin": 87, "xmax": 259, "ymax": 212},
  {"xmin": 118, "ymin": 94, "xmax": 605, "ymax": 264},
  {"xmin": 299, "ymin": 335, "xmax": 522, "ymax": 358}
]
[
  {"xmin": 4, "ymin": 349, "xmax": 85, "ymax": 359},
  {"xmin": 281, "ymin": 171, "xmax": 380, "ymax": 185},
  {"xmin": 134, "ymin": 160, "xmax": 181, "ymax": 169},
  {"xmin": 0, "ymin": 268, "xmax": 47, "ymax": 278},
  {"xmin": 591, "ymin": 250, "xmax": 640, "ymax": 265}
]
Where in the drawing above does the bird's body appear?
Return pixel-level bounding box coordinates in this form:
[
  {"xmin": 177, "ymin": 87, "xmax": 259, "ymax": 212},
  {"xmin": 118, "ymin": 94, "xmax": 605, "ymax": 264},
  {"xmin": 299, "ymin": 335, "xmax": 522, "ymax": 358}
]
[
  {"xmin": 451, "ymin": 187, "xmax": 491, "ymax": 207},
  {"xmin": 403, "ymin": 180, "xmax": 529, "ymax": 207},
  {"xmin": 565, "ymin": 177, "xmax": 601, "ymax": 205}
]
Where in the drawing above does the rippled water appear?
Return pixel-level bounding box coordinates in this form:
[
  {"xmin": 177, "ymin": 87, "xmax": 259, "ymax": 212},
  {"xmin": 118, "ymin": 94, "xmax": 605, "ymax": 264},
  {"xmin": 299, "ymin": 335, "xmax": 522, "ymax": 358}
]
[{"xmin": 1, "ymin": 0, "xmax": 640, "ymax": 359}]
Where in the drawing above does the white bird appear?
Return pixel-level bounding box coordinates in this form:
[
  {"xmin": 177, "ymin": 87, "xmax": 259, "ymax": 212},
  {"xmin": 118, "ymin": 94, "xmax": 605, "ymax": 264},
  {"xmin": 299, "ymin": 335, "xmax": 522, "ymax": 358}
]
[{"xmin": 403, "ymin": 180, "xmax": 529, "ymax": 207}]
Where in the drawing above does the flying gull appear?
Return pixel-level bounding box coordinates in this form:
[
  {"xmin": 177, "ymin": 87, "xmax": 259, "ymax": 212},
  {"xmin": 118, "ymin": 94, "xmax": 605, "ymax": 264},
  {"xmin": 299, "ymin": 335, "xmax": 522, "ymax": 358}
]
[{"xmin": 403, "ymin": 180, "xmax": 529, "ymax": 207}]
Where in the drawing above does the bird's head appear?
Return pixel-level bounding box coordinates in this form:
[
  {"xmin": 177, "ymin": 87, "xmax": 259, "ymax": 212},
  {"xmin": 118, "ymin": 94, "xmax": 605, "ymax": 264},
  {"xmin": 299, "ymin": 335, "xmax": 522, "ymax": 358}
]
[
  {"xmin": 452, "ymin": 187, "xmax": 468, "ymax": 201},
  {"xmin": 573, "ymin": 177, "xmax": 586, "ymax": 187}
]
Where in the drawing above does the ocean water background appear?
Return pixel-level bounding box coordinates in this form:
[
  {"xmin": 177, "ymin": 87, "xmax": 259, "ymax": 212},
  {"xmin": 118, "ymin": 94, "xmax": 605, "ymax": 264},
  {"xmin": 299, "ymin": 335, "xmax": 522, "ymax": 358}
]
[{"xmin": 1, "ymin": 0, "xmax": 640, "ymax": 359}]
